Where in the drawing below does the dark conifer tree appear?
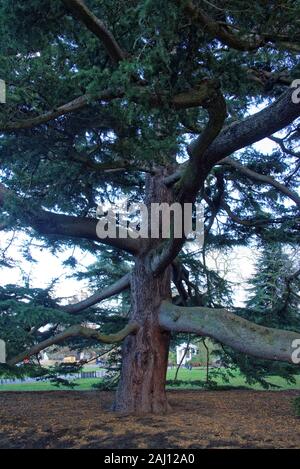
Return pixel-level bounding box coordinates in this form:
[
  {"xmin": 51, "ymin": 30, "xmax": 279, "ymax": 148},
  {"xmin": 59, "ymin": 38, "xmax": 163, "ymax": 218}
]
[{"xmin": 0, "ymin": 0, "xmax": 300, "ymax": 413}]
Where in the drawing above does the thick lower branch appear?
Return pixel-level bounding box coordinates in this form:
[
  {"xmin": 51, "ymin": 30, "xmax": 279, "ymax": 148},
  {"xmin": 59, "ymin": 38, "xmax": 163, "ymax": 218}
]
[
  {"xmin": 0, "ymin": 82, "xmax": 223, "ymax": 132},
  {"xmin": 0, "ymin": 183, "xmax": 140, "ymax": 254},
  {"xmin": 159, "ymin": 301, "xmax": 300, "ymax": 364},
  {"xmin": 7, "ymin": 322, "xmax": 139, "ymax": 366}
]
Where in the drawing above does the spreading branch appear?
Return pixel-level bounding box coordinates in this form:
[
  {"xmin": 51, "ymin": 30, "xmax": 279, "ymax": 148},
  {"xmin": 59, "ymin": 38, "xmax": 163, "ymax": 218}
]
[
  {"xmin": 7, "ymin": 321, "xmax": 139, "ymax": 366},
  {"xmin": 0, "ymin": 183, "xmax": 140, "ymax": 254},
  {"xmin": 67, "ymin": 149, "xmax": 156, "ymax": 175},
  {"xmin": 164, "ymin": 87, "xmax": 300, "ymax": 186},
  {"xmin": 176, "ymin": 0, "xmax": 300, "ymax": 52},
  {"xmin": 220, "ymin": 157, "xmax": 300, "ymax": 208},
  {"xmin": 192, "ymin": 88, "xmax": 300, "ymax": 166},
  {"xmin": 0, "ymin": 84, "xmax": 225, "ymax": 132},
  {"xmin": 63, "ymin": 273, "xmax": 131, "ymax": 314},
  {"xmin": 177, "ymin": 79, "xmax": 227, "ymax": 200},
  {"xmin": 220, "ymin": 201, "xmax": 297, "ymax": 227},
  {"xmin": 269, "ymin": 135, "xmax": 300, "ymax": 159},
  {"xmin": 62, "ymin": 0, "xmax": 126, "ymax": 63},
  {"xmin": 159, "ymin": 301, "xmax": 300, "ymax": 364}
]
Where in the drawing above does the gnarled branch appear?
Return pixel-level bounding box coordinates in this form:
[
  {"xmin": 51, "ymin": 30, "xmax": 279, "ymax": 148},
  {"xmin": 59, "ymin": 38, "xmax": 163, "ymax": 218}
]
[
  {"xmin": 148, "ymin": 80, "xmax": 226, "ymax": 276},
  {"xmin": 7, "ymin": 321, "xmax": 139, "ymax": 366},
  {"xmin": 220, "ymin": 201, "xmax": 297, "ymax": 227}
]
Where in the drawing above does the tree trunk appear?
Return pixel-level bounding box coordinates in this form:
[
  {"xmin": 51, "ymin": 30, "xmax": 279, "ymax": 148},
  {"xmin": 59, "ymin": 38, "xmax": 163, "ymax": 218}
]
[
  {"xmin": 114, "ymin": 172, "xmax": 174, "ymax": 414},
  {"xmin": 114, "ymin": 259, "xmax": 172, "ymax": 414}
]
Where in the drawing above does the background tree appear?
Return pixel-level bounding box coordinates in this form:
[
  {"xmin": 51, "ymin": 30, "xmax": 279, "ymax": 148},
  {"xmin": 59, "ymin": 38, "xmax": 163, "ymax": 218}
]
[
  {"xmin": 0, "ymin": 0, "xmax": 300, "ymax": 414},
  {"xmin": 215, "ymin": 243, "xmax": 300, "ymax": 388},
  {"xmin": 246, "ymin": 244, "xmax": 299, "ymax": 327}
]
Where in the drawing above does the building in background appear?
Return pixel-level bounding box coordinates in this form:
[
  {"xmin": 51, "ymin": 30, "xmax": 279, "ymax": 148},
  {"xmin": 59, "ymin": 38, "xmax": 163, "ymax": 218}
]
[{"xmin": 176, "ymin": 343, "xmax": 198, "ymax": 366}]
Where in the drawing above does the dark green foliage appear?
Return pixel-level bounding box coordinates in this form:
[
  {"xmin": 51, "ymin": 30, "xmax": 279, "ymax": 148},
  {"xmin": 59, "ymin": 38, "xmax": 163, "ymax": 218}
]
[
  {"xmin": 246, "ymin": 244, "xmax": 300, "ymax": 329},
  {"xmin": 0, "ymin": 0, "xmax": 299, "ymax": 384},
  {"xmin": 214, "ymin": 243, "xmax": 300, "ymax": 388}
]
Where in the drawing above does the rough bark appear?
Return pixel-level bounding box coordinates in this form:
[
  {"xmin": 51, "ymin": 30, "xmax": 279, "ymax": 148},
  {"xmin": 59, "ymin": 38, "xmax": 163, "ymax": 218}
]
[
  {"xmin": 114, "ymin": 174, "xmax": 174, "ymax": 414},
  {"xmin": 114, "ymin": 260, "xmax": 172, "ymax": 414}
]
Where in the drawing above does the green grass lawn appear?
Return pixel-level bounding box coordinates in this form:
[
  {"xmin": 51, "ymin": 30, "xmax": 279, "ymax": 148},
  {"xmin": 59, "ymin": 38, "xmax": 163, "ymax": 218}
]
[
  {"xmin": 1, "ymin": 367, "xmax": 300, "ymax": 392},
  {"xmin": 0, "ymin": 378, "xmax": 96, "ymax": 392},
  {"xmin": 166, "ymin": 367, "xmax": 300, "ymax": 390}
]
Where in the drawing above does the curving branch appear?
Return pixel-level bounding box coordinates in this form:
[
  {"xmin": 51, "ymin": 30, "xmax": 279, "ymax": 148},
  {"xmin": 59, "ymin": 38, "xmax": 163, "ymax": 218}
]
[
  {"xmin": 159, "ymin": 301, "xmax": 300, "ymax": 364},
  {"xmin": 62, "ymin": 0, "xmax": 126, "ymax": 63},
  {"xmin": 220, "ymin": 157, "xmax": 300, "ymax": 208},
  {"xmin": 67, "ymin": 150, "xmax": 156, "ymax": 175},
  {"xmin": 64, "ymin": 273, "xmax": 131, "ymax": 314},
  {"xmin": 0, "ymin": 88, "xmax": 123, "ymax": 132},
  {"xmin": 247, "ymin": 68, "xmax": 293, "ymax": 89},
  {"xmin": 0, "ymin": 183, "xmax": 140, "ymax": 254},
  {"xmin": 176, "ymin": 0, "xmax": 300, "ymax": 52},
  {"xmin": 220, "ymin": 201, "xmax": 297, "ymax": 227},
  {"xmin": 164, "ymin": 87, "xmax": 300, "ymax": 186},
  {"xmin": 7, "ymin": 321, "xmax": 139, "ymax": 366},
  {"xmin": 0, "ymin": 83, "xmax": 226, "ymax": 133}
]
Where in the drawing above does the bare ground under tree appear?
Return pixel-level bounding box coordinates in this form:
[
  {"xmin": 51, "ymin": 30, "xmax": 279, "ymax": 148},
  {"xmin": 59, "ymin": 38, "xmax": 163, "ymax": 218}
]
[{"xmin": 0, "ymin": 390, "xmax": 299, "ymax": 449}]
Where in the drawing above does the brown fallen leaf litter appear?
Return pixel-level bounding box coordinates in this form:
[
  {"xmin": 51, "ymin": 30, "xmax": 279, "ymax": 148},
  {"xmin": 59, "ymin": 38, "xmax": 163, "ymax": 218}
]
[{"xmin": 0, "ymin": 390, "xmax": 299, "ymax": 448}]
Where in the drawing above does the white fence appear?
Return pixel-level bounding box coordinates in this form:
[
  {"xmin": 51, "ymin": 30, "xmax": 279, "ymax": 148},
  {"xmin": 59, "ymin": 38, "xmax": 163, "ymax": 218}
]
[{"xmin": 0, "ymin": 369, "xmax": 106, "ymax": 386}]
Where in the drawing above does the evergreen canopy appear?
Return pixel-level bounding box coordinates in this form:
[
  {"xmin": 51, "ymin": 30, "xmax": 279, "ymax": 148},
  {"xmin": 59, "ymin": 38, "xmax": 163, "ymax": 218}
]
[{"xmin": 0, "ymin": 0, "xmax": 299, "ymax": 412}]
